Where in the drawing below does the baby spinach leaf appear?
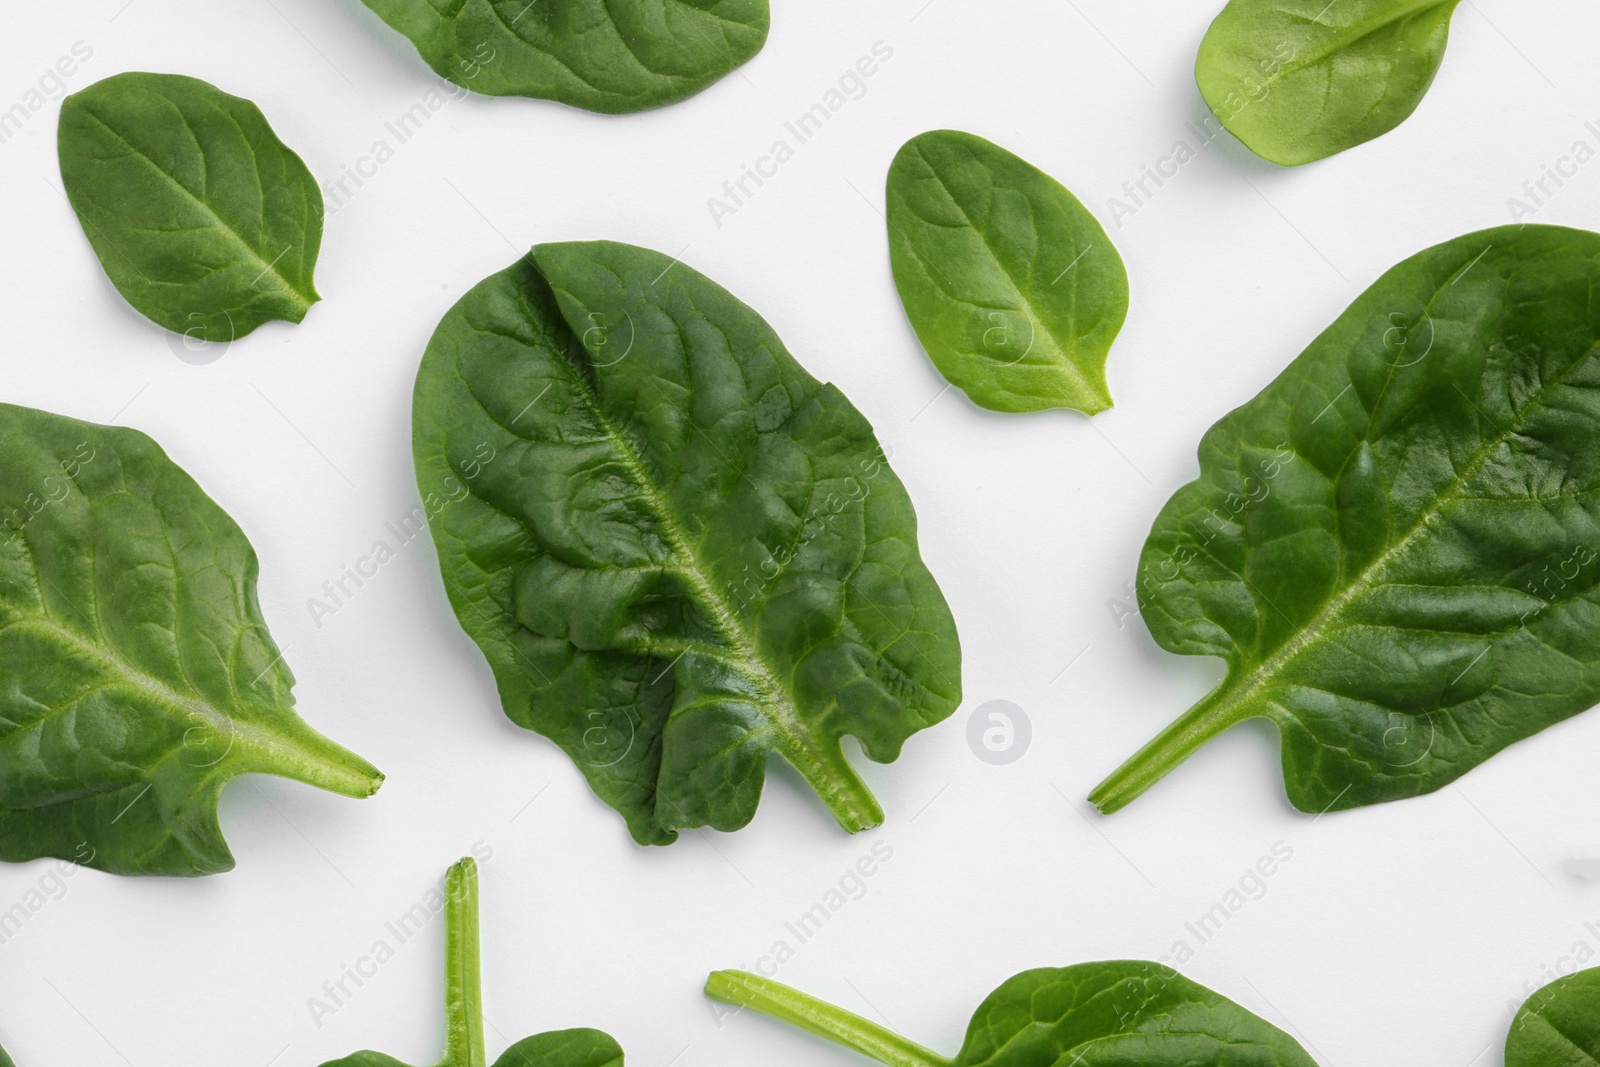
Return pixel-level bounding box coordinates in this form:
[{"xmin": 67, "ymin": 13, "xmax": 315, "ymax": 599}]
[
  {"xmin": 1196, "ymin": 0, "xmax": 1462, "ymax": 166},
  {"xmin": 355, "ymin": 0, "xmax": 768, "ymax": 114},
  {"xmin": 1507, "ymin": 967, "xmax": 1600, "ymax": 1066},
  {"xmin": 323, "ymin": 857, "xmax": 625, "ymax": 1067},
  {"xmin": 0, "ymin": 403, "xmax": 381, "ymax": 877},
  {"xmin": 58, "ymin": 72, "xmax": 323, "ymax": 344},
  {"xmin": 412, "ymin": 240, "xmax": 961, "ymax": 844},
  {"xmin": 886, "ymin": 130, "xmax": 1126, "ymax": 415},
  {"xmin": 705, "ymin": 963, "xmax": 1318, "ymax": 1067},
  {"xmin": 1091, "ymin": 224, "xmax": 1600, "ymax": 816},
  {"xmin": 0, "ymin": 1044, "xmax": 12, "ymax": 1067}
]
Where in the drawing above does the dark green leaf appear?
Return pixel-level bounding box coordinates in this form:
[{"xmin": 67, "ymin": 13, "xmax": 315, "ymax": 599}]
[
  {"xmin": 58, "ymin": 72, "xmax": 323, "ymax": 343},
  {"xmin": 1091, "ymin": 225, "xmax": 1600, "ymax": 815},
  {"xmin": 1507, "ymin": 967, "xmax": 1600, "ymax": 1066},
  {"xmin": 323, "ymin": 858, "xmax": 626, "ymax": 1067},
  {"xmin": 0, "ymin": 1043, "xmax": 13, "ymax": 1067},
  {"xmin": 0, "ymin": 403, "xmax": 381, "ymax": 877},
  {"xmin": 1196, "ymin": 0, "xmax": 1461, "ymax": 166},
  {"xmin": 886, "ymin": 130, "xmax": 1125, "ymax": 415},
  {"xmin": 412, "ymin": 240, "xmax": 961, "ymax": 844},
  {"xmin": 355, "ymin": 0, "xmax": 768, "ymax": 114},
  {"xmin": 705, "ymin": 962, "xmax": 1318, "ymax": 1067}
]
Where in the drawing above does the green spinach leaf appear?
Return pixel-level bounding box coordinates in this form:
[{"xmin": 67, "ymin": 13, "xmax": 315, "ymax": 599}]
[
  {"xmin": 355, "ymin": 0, "xmax": 768, "ymax": 114},
  {"xmin": 1196, "ymin": 0, "xmax": 1461, "ymax": 166},
  {"xmin": 0, "ymin": 403, "xmax": 381, "ymax": 877},
  {"xmin": 1091, "ymin": 224, "xmax": 1600, "ymax": 815},
  {"xmin": 886, "ymin": 130, "xmax": 1125, "ymax": 414},
  {"xmin": 705, "ymin": 963, "xmax": 1317, "ymax": 1066},
  {"xmin": 1507, "ymin": 967, "xmax": 1600, "ymax": 1066},
  {"xmin": 412, "ymin": 240, "xmax": 961, "ymax": 844},
  {"xmin": 323, "ymin": 858, "xmax": 625, "ymax": 1067},
  {"xmin": 58, "ymin": 72, "xmax": 323, "ymax": 344},
  {"xmin": 0, "ymin": 1044, "xmax": 12, "ymax": 1067}
]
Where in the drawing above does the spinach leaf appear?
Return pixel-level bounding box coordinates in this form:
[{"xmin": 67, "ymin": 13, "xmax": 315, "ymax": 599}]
[
  {"xmin": 58, "ymin": 72, "xmax": 323, "ymax": 344},
  {"xmin": 705, "ymin": 963, "xmax": 1318, "ymax": 1066},
  {"xmin": 412, "ymin": 240, "xmax": 961, "ymax": 844},
  {"xmin": 323, "ymin": 858, "xmax": 625, "ymax": 1067},
  {"xmin": 0, "ymin": 403, "xmax": 381, "ymax": 877},
  {"xmin": 1091, "ymin": 224, "xmax": 1600, "ymax": 816},
  {"xmin": 1507, "ymin": 967, "xmax": 1600, "ymax": 1066},
  {"xmin": 1196, "ymin": 0, "xmax": 1461, "ymax": 166},
  {"xmin": 355, "ymin": 0, "xmax": 768, "ymax": 114},
  {"xmin": 886, "ymin": 130, "xmax": 1125, "ymax": 415},
  {"xmin": 0, "ymin": 1045, "xmax": 12, "ymax": 1067}
]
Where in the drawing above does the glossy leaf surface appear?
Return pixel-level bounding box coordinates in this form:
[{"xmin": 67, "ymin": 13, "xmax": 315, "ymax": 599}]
[
  {"xmin": 322, "ymin": 858, "xmax": 625, "ymax": 1067},
  {"xmin": 0, "ymin": 404, "xmax": 381, "ymax": 877},
  {"xmin": 886, "ymin": 130, "xmax": 1125, "ymax": 414},
  {"xmin": 1507, "ymin": 967, "xmax": 1600, "ymax": 1066},
  {"xmin": 355, "ymin": 0, "xmax": 768, "ymax": 114},
  {"xmin": 412, "ymin": 241, "xmax": 961, "ymax": 844},
  {"xmin": 1092, "ymin": 225, "xmax": 1600, "ymax": 815},
  {"xmin": 706, "ymin": 962, "xmax": 1317, "ymax": 1067},
  {"xmin": 1196, "ymin": 0, "xmax": 1461, "ymax": 166},
  {"xmin": 58, "ymin": 72, "xmax": 323, "ymax": 342}
]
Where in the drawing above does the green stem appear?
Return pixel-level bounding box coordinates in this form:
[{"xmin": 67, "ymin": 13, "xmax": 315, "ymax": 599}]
[
  {"xmin": 1087, "ymin": 685, "xmax": 1249, "ymax": 814},
  {"xmin": 705, "ymin": 971, "xmax": 954, "ymax": 1067},
  {"xmin": 235, "ymin": 719, "xmax": 384, "ymax": 799},
  {"xmin": 439, "ymin": 858, "xmax": 488, "ymax": 1067},
  {"xmin": 780, "ymin": 739, "xmax": 885, "ymax": 835}
]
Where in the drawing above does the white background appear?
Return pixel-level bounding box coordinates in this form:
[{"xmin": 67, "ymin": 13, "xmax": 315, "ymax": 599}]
[{"xmin": 2, "ymin": 1, "xmax": 1599, "ymax": 1065}]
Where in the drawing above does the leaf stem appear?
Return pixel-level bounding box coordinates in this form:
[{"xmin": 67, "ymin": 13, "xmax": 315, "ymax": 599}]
[
  {"xmin": 705, "ymin": 971, "xmax": 954, "ymax": 1067},
  {"xmin": 779, "ymin": 738, "xmax": 886, "ymax": 835},
  {"xmin": 1087, "ymin": 684, "xmax": 1249, "ymax": 814},
  {"xmin": 440, "ymin": 858, "xmax": 488, "ymax": 1067},
  {"xmin": 235, "ymin": 720, "xmax": 384, "ymax": 799}
]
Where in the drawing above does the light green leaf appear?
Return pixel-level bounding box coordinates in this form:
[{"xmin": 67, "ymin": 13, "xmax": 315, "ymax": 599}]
[
  {"xmin": 1196, "ymin": 0, "xmax": 1462, "ymax": 166},
  {"xmin": 355, "ymin": 0, "xmax": 768, "ymax": 114},
  {"xmin": 886, "ymin": 130, "xmax": 1126, "ymax": 414},
  {"xmin": 412, "ymin": 240, "xmax": 961, "ymax": 844},
  {"xmin": 1507, "ymin": 967, "xmax": 1600, "ymax": 1066},
  {"xmin": 322, "ymin": 858, "xmax": 626, "ymax": 1067},
  {"xmin": 1091, "ymin": 224, "xmax": 1600, "ymax": 815},
  {"xmin": 705, "ymin": 963, "xmax": 1318, "ymax": 1067},
  {"xmin": 58, "ymin": 72, "xmax": 323, "ymax": 343},
  {"xmin": 0, "ymin": 403, "xmax": 381, "ymax": 877}
]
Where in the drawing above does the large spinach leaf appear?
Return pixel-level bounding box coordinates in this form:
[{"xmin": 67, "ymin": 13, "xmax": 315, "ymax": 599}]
[
  {"xmin": 58, "ymin": 72, "xmax": 323, "ymax": 343},
  {"xmin": 323, "ymin": 858, "xmax": 625, "ymax": 1067},
  {"xmin": 886, "ymin": 130, "xmax": 1125, "ymax": 415},
  {"xmin": 705, "ymin": 963, "xmax": 1317, "ymax": 1066},
  {"xmin": 1091, "ymin": 225, "xmax": 1600, "ymax": 815},
  {"xmin": 412, "ymin": 241, "xmax": 961, "ymax": 844},
  {"xmin": 355, "ymin": 0, "xmax": 768, "ymax": 114},
  {"xmin": 1196, "ymin": 0, "xmax": 1461, "ymax": 166},
  {"xmin": 1507, "ymin": 967, "xmax": 1600, "ymax": 1066},
  {"xmin": 0, "ymin": 404, "xmax": 381, "ymax": 877}
]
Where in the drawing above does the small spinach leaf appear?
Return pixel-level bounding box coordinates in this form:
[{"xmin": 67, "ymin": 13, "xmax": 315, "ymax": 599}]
[
  {"xmin": 0, "ymin": 1044, "xmax": 12, "ymax": 1067},
  {"xmin": 1507, "ymin": 967, "xmax": 1600, "ymax": 1066},
  {"xmin": 0, "ymin": 403, "xmax": 381, "ymax": 877},
  {"xmin": 886, "ymin": 130, "xmax": 1126, "ymax": 414},
  {"xmin": 1091, "ymin": 225, "xmax": 1600, "ymax": 815},
  {"xmin": 355, "ymin": 0, "xmax": 768, "ymax": 114},
  {"xmin": 1196, "ymin": 0, "xmax": 1462, "ymax": 166},
  {"xmin": 412, "ymin": 241, "xmax": 961, "ymax": 844},
  {"xmin": 323, "ymin": 858, "xmax": 625, "ymax": 1067},
  {"xmin": 705, "ymin": 963, "xmax": 1318, "ymax": 1066},
  {"xmin": 58, "ymin": 73, "xmax": 323, "ymax": 344}
]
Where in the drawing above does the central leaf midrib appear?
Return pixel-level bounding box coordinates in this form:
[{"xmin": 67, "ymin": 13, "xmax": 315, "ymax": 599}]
[
  {"xmin": 1200, "ymin": 343, "xmax": 1595, "ymax": 731},
  {"xmin": 529, "ymin": 311, "xmax": 828, "ymax": 767},
  {"xmin": 75, "ymin": 107, "xmax": 312, "ymax": 308},
  {"xmin": 1240, "ymin": 0, "xmax": 1456, "ymax": 95}
]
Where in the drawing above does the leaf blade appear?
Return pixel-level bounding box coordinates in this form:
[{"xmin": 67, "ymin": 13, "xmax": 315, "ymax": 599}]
[
  {"xmin": 886, "ymin": 130, "xmax": 1126, "ymax": 414},
  {"xmin": 412, "ymin": 241, "xmax": 961, "ymax": 843},
  {"xmin": 1093, "ymin": 224, "xmax": 1600, "ymax": 814},
  {"xmin": 1196, "ymin": 0, "xmax": 1462, "ymax": 165},
  {"xmin": 1508, "ymin": 967, "xmax": 1600, "ymax": 1066},
  {"xmin": 0, "ymin": 404, "xmax": 380, "ymax": 876},
  {"xmin": 58, "ymin": 73, "xmax": 322, "ymax": 343}
]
